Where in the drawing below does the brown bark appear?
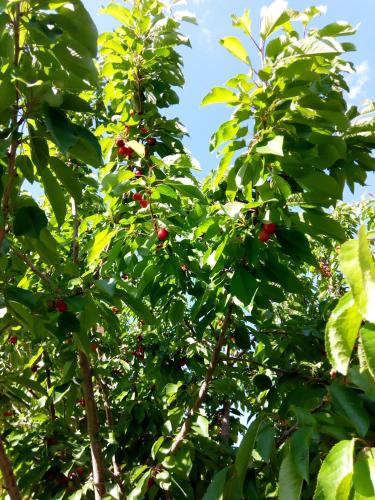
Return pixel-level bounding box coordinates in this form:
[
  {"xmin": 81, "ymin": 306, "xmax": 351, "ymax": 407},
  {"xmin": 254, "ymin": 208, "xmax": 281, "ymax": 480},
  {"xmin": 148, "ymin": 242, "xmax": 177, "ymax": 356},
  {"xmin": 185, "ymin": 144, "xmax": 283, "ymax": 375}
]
[
  {"xmin": 72, "ymin": 198, "xmax": 106, "ymax": 498},
  {"xmin": 79, "ymin": 351, "xmax": 106, "ymax": 499},
  {"xmin": 221, "ymin": 400, "xmax": 231, "ymax": 443},
  {"xmin": 169, "ymin": 305, "xmax": 232, "ymax": 455},
  {"xmin": 0, "ymin": 438, "xmax": 22, "ymax": 500},
  {"xmin": 0, "ymin": 1, "xmax": 21, "ymax": 248}
]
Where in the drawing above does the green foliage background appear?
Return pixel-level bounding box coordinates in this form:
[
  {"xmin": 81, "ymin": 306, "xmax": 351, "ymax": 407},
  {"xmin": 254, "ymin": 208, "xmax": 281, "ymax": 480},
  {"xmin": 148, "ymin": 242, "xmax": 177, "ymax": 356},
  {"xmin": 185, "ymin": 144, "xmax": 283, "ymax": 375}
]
[{"xmin": 0, "ymin": 0, "xmax": 374, "ymax": 498}]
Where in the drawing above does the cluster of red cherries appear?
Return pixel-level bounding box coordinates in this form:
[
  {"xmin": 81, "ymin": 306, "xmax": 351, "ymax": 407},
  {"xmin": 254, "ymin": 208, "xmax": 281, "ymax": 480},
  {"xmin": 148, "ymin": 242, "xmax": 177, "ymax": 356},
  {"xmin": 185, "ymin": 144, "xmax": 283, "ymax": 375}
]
[
  {"xmin": 114, "ymin": 124, "xmax": 169, "ymax": 242},
  {"xmin": 258, "ymin": 222, "xmax": 277, "ymax": 242}
]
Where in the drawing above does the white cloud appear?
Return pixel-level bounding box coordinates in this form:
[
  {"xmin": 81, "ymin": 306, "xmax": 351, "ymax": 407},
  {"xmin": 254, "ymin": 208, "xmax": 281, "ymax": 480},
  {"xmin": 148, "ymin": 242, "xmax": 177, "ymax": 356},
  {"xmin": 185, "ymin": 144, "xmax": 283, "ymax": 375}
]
[{"xmin": 349, "ymin": 61, "xmax": 370, "ymax": 100}]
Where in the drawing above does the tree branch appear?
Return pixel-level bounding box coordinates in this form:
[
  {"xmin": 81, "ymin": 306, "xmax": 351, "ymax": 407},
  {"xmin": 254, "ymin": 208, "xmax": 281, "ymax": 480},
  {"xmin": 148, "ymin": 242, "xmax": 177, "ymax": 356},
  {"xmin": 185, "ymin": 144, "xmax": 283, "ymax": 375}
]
[
  {"xmin": 0, "ymin": 438, "xmax": 21, "ymax": 500},
  {"xmin": 13, "ymin": 249, "xmax": 55, "ymax": 289},
  {"xmin": 169, "ymin": 305, "xmax": 232, "ymax": 455}
]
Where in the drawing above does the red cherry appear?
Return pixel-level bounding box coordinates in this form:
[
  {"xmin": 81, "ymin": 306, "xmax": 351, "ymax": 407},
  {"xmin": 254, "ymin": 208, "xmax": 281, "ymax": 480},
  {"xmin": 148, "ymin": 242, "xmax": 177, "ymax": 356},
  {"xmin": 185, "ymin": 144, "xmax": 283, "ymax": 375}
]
[
  {"xmin": 133, "ymin": 192, "xmax": 143, "ymax": 201},
  {"xmin": 330, "ymin": 368, "xmax": 337, "ymax": 378},
  {"xmin": 9, "ymin": 335, "xmax": 18, "ymax": 345},
  {"xmin": 157, "ymin": 228, "xmax": 169, "ymax": 241},
  {"xmin": 116, "ymin": 137, "xmax": 125, "ymax": 148},
  {"xmin": 135, "ymin": 170, "xmax": 143, "ymax": 177},
  {"xmin": 140, "ymin": 198, "xmax": 149, "ymax": 208},
  {"xmin": 263, "ymin": 223, "xmax": 277, "ymax": 234},
  {"xmin": 90, "ymin": 342, "xmax": 98, "ymax": 352},
  {"xmin": 111, "ymin": 306, "xmax": 120, "ymax": 314},
  {"xmin": 146, "ymin": 137, "xmax": 156, "ymax": 146},
  {"xmin": 119, "ymin": 146, "xmax": 133, "ymax": 158},
  {"xmin": 3, "ymin": 411, "xmax": 13, "ymax": 417},
  {"xmin": 258, "ymin": 229, "xmax": 270, "ymax": 243},
  {"xmin": 134, "ymin": 346, "xmax": 145, "ymax": 359},
  {"xmin": 77, "ymin": 399, "xmax": 85, "ymax": 407},
  {"xmin": 57, "ymin": 474, "xmax": 69, "ymax": 486},
  {"xmin": 54, "ymin": 299, "xmax": 68, "ymax": 313},
  {"xmin": 140, "ymin": 127, "xmax": 149, "ymax": 135},
  {"xmin": 137, "ymin": 335, "xmax": 144, "ymax": 343},
  {"xmin": 75, "ymin": 467, "xmax": 84, "ymax": 476}
]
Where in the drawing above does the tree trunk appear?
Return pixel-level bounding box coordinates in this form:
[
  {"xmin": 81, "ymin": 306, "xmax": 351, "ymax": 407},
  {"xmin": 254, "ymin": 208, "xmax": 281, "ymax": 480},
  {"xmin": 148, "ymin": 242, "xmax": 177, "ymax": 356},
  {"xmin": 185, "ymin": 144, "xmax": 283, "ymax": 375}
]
[{"xmin": 79, "ymin": 350, "xmax": 106, "ymax": 499}]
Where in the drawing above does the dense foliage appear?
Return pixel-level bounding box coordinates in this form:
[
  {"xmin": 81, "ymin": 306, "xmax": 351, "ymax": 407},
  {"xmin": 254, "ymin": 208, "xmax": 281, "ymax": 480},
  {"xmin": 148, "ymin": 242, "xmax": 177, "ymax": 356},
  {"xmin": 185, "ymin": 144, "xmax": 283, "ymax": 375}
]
[{"xmin": 0, "ymin": 0, "xmax": 374, "ymax": 499}]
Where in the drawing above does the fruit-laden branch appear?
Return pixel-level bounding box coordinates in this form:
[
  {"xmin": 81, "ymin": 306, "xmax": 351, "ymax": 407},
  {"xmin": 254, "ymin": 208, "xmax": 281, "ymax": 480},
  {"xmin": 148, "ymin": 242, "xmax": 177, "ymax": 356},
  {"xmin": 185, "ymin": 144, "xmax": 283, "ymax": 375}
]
[
  {"xmin": 169, "ymin": 305, "xmax": 233, "ymax": 455},
  {"xmin": 72, "ymin": 198, "xmax": 106, "ymax": 499},
  {"xmin": 0, "ymin": 2, "xmax": 22, "ymax": 248},
  {"xmin": 0, "ymin": 438, "xmax": 21, "ymax": 500}
]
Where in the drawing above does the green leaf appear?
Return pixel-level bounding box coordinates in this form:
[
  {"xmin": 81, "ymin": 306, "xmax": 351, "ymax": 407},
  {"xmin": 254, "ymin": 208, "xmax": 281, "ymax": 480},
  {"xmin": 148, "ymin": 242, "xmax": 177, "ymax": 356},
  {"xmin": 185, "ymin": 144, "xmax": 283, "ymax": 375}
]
[
  {"xmin": 235, "ymin": 417, "xmax": 265, "ymax": 488},
  {"xmin": 319, "ymin": 22, "xmax": 358, "ymax": 37},
  {"xmin": 13, "ymin": 206, "xmax": 48, "ymax": 238},
  {"xmin": 5, "ymin": 286, "xmax": 38, "ymax": 310},
  {"xmin": 38, "ymin": 167, "xmax": 67, "ymax": 226},
  {"xmin": 49, "ymin": 157, "xmax": 82, "ymax": 202},
  {"xmin": 290, "ymin": 427, "xmax": 312, "ymax": 482},
  {"xmin": 232, "ymin": 10, "xmax": 252, "ymax": 37},
  {"xmin": 230, "ymin": 268, "xmax": 258, "ymax": 306},
  {"xmin": 16, "ymin": 155, "xmax": 34, "ymax": 183},
  {"xmin": 100, "ymin": 3, "xmax": 132, "ymax": 26},
  {"xmin": 325, "ymin": 292, "xmax": 362, "ymax": 375},
  {"xmin": 29, "ymin": 127, "xmax": 49, "ymax": 169},
  {"xmin": 87, "ymin": 229, "xmax": 117, "ymax": 266},
  {"xmin": 253, "ymin": 374, "xmax": 272, "ymax": 391},
  {"xmin": 127, "ymin": 140, "xmax": 145, "ymax": 158},
  {"xmin": 353, "ymin": 457, "xmax": 375, "ymax": 497},
  {"xmin": 60, "ymin": 93, "xmax": 93, "ymax": 112},
  {"xmin": 360, "ymin": 324, "xmax": 375, "ymax": 381},
  {"xmin": 220, "ymin": 36, "xmax": 250, "ymax": 65},
  {"xmin": 302, "ymin": 212, "xmax": 346, "ymax": 241},
  {"xmin": 116, "ymin": 289, "xmax": 156, "ymax": 325},
  {"xmin": 58, "ymin": 312, "xmax": 80, "ymax": 334},
  {"xmin": 256, "ymin": 420, "xmax": 274, "ymax": 462},
  {"xmin": 329, "ymin": 385, "xmax": 369, "ymax": 437},
  {"xmin": 43, "ymin": 104, "xmax": 78, "ymax": 153},
  {"xmin": 339, "ymin": 226, "xmax": 375, "ymax": 322},
  {"xmin": 256, "ymin": 136, "xmax": 284, "ymax": 156},
  {"xmin": 0, "ymin": 79, "xmax": 15, "ymax": 111},
  {"xmin": 201, "ymin": 87, "xmax": 238, "ymax": 106},
  {"xmin": 296, "ymin": 172, "xmax": 342, "ymax": 199},
  {"xmin": 166, "ymin": 179, "xmax": 206, "ymax": 203},
  {"xmin": 55, "ymin": 2, "xmax": 98, "ymax": 57},
  {"xmin": 278, "ymin": 449, "xmax": 303, "ymax": 500},
  {"xmin": 260, "ymin": 0, "xmax": 289, "ymax": 40},
  {"xmin": 69, "ymin": 124, "xmax": 102, "ymax": 167},
  {"xmin": 314, "ymin": 440, "xmax": 354, "ymax": 500},
  {"xmin": 203, "ymin": 467, "xmax": 231, "ymax": 500}
]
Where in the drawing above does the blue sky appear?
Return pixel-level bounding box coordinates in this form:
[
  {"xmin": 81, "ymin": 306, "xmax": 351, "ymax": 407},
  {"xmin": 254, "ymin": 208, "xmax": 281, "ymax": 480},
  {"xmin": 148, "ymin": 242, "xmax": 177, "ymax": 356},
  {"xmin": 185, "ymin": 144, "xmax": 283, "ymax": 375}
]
[{"xmin": 86, "ymin": 1, "xmax": 374, "ymax": 201}]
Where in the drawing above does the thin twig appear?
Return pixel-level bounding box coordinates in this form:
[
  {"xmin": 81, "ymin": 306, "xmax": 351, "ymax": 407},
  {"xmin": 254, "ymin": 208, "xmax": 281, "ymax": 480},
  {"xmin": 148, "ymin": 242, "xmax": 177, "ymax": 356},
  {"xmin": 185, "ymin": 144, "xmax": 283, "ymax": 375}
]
[
  {"xmin": 13, "ymin": 249, "xmax": 55, "ymax": 289},
  {"xmin": 169, "ymin": 305, "xmax": 233, "ymax": 455}
]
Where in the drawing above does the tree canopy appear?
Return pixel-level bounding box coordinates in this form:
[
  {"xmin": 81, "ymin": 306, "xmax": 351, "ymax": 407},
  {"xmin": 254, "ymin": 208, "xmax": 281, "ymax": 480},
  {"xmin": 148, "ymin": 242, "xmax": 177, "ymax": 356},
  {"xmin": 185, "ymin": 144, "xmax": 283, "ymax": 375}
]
[{"xmin": 0, "ymin": 1, "xmax": 374, "ymax": 499}]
